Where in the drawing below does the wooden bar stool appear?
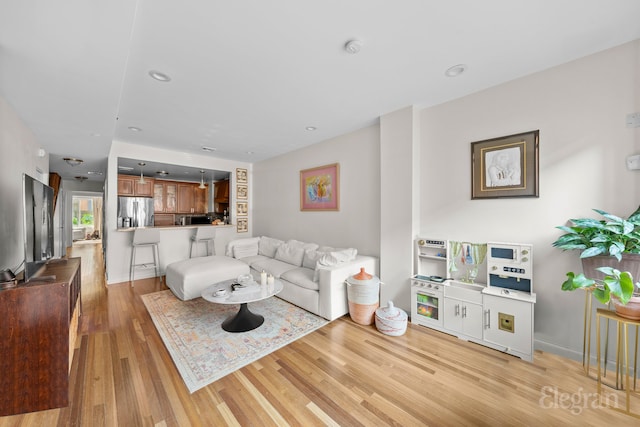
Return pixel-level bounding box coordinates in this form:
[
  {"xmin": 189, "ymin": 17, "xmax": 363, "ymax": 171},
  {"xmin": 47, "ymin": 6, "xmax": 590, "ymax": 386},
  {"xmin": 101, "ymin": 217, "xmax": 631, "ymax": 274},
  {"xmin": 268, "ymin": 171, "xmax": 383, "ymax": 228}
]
[
  {"xmin": 130, "ymin": 228, "xmax": 161, "ymax": 285},
  {"xmin": 190, "ymin": 226, "xmax": 216, "ymax": 258}
]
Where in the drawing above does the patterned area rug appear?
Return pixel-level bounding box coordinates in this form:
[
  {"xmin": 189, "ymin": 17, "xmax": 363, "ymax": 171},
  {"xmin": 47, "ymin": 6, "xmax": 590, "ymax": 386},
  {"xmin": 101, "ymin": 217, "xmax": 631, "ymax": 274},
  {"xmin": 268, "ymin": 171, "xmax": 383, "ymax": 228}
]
[{"xmin": 141, "ymin": 290, "xmax": 329, "ymax": 393}]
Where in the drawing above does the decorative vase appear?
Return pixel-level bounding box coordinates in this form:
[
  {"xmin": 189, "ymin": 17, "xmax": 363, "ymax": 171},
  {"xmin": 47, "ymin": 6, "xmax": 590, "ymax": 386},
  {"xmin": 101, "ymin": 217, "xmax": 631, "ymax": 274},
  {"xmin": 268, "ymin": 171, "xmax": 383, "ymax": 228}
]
[{"xmin": 613, "ymin": 296, "xmax": 640, "ymax": 320}]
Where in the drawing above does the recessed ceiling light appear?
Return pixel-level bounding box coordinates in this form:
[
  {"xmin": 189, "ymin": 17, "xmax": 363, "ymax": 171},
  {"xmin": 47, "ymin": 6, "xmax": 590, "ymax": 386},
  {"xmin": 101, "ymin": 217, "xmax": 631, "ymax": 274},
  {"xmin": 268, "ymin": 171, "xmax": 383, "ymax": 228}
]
[
  {"xmin": 156, "ymin": 170, "xmax": 169, "ymax": 177},
  {"xmin": 445, "ymin": 64, "xmax": 467, "ymax": 77},
  {"xmin": 305, "ymin": 126, "xmax": 317, "ymax": 131},
  {"xmin": 246, "ymin": 151, "xmax": 254, "ymax": 155},
  {"xmin": 202, "ymin": 146, "xmax": 217, "ymax": 152},
  {"xmin": 128, "ymin": 126, "xmax": 142, "ymax": 132},
  {"xmin": 87, "ymin": 171, "xmax": 103, "ymax": 175},
  {"xmin": 344, "ymin": 39, "xmax": 363, "ymax": 54},
  {"xmin": 148, "ymin": 70, "xmax": 171, "ymax": 82}
]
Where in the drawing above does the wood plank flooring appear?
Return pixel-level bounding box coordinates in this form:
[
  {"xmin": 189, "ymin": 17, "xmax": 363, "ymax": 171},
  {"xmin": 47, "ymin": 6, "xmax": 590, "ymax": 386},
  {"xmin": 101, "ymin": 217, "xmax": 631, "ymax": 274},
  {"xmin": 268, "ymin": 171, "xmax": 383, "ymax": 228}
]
[{"xmin": 2, "ymin": 242, "xmax": 640, "ymax": 426}]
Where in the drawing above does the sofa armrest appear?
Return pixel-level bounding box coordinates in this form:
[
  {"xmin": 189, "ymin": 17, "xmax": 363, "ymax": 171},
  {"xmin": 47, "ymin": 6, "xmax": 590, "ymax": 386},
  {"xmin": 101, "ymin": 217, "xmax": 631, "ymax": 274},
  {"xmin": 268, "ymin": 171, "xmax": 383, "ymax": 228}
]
[{"xmin": 316, "ymin": 255, "xmax": 378, "ymax": 321}]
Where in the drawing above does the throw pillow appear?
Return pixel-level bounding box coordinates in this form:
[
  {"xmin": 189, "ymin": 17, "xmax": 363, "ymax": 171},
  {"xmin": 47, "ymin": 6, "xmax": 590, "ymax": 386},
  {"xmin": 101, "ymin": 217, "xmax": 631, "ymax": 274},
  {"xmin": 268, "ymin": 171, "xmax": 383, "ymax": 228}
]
[
  {"xmin": 275, "ymin": 243, "xmax": 305, "ymax": 267},
  {"xmin": 258, "ymin": 236, "xmax": 283, "ymax": 258},
  {"xmin": 317, "ymin": 248, "xmax": 358, "ymax": 266},
  {"xmin": 287, "ymin": 239, "xmax": 319, "ymax": 251},
  {"xmin": 302, "ymin": 249, "xmax": 326, "ymax": 270},
  {"xmin": 233, "ymin": 243, "xmax": 259, "ymax": 259}
]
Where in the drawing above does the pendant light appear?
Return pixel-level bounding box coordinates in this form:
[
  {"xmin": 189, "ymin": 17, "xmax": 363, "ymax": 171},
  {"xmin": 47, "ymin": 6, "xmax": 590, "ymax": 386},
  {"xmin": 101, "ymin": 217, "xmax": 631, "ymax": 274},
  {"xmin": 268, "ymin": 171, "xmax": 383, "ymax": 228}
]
[
  {"xmin": 138, "ymin": 162, "xmax": 146, "ymax": 184},
  {"xmin": 199, "ymin": 170, "xmax": 206, "ymax": 189}
]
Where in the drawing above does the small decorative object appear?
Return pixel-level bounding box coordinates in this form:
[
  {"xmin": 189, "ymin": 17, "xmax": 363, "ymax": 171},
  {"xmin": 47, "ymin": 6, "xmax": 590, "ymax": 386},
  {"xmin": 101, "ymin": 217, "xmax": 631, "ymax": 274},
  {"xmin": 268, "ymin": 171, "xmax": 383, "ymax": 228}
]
[
  {"xmin": 260, "ymin": 270, "xmax": 267, "ymax": 286},
  {"xmin": 267, "ymin": 274, "xmax": 274, "ymax": 286},
  {"xmin": 375, "ymin": 301, "xmax": 408, "ymax": 336},
  {"xmin": 236, "ymin": 168, "xmax": 247, "ymax": 183},
  {"xmin": 214, "ymin": 289, "xmax": 228, "ymax": 297},
  {"xmin": 448, "ymin": 241, "xmax": 487, "ymax": 283},
  {"xmin": 300, "ymin": 163, "xmax": 339, "ymax": 211},
  {"xmin": 471, "ymin": 130, "xmax": 539, "ymax": 199}
]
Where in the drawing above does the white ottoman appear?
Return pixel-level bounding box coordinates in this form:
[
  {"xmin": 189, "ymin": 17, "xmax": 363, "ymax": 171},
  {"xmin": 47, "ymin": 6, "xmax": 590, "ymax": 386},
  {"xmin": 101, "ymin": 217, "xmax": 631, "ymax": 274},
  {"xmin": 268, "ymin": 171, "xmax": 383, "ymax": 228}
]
[{"xmin": 165, "ymin": 255, "xmax": 250, "ymax": 301}]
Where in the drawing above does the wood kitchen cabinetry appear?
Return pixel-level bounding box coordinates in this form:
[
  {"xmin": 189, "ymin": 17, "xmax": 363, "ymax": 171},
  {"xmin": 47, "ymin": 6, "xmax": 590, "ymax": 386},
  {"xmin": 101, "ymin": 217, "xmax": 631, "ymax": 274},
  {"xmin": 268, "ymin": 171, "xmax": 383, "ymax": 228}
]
[
  {"xmin": 154, "ymin": 180, "xmax": 207, "ymax": 216},
  {"xmin": 118, "ymin": 175, "xmax": 154, "ymax": 197},
  {"xmin": 0, "ymin": 258, "xmax": 81, "ymax": 416},
  {"xmin": 214, "ymin": 179, "xmax": 230, "ymax": 213},
  {"xmin": 154, "ymin": 182, "xmax": 177, "ymax": 213}
]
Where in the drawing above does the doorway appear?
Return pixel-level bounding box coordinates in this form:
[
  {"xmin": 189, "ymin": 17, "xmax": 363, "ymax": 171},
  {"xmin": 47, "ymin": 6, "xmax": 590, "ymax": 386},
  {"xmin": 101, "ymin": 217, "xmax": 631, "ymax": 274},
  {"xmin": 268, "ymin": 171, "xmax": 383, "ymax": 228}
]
[{"xmin": 71, "ymin": 195, "xmax": 103, "ymax": 245}]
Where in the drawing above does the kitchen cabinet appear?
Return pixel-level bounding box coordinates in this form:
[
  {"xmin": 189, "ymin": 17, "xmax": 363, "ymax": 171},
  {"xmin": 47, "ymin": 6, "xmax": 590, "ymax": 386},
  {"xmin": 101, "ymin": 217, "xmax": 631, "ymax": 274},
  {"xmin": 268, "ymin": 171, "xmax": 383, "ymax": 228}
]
[
  {"xmin": 483, "ymin": 292, "xmax": 534, "ymax": 360},
  {"xmin": 177, "ymin": 183, "xmax": 195, "ymax": 213},
  {"xmin": 443, "ymin": 284, "xmax": 484, "ymax": 340},
  {"xmin": 118, "ymin": 175, "xmax": 154, "ymax": 197},
  {"xmin": 194, "ymin": 185, "xmax": 208, "ymax": 213},
  {"xmin": 154, "ymin": 213, "xmax": 175, "ymax": 226},
  {"xmin": 154, "ymin": 181, "xmax": 177, "ymax": 213}
]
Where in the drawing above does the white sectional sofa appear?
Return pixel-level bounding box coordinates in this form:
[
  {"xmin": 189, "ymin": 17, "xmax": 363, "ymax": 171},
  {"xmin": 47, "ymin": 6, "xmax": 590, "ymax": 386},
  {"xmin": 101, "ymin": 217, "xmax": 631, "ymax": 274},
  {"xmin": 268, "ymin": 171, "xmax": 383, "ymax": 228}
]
[{"xmin": 226, "ymin": 236, "xmax": 377, "ymax": 321}]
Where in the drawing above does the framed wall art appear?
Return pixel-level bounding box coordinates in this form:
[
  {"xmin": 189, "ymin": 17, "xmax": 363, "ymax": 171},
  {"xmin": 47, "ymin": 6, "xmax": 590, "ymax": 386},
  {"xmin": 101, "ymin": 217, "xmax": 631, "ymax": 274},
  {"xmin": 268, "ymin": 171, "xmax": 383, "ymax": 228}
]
[
  {"xmin": 236, "ymin": 168, "xmax": 247, "ymax": 183},
  {"xmin": 236, "ymin": 201, "xmax": 248, "ymax": 216},
  {"xmin": 471, "ymin": 130, "xmax": 539, "ymax": 199},
  {"xmin": 237, "ymin": 217, "xmax": 248, "ymax": 233},
  {"xmin": 236, "ymin": 184, "xmax": 248, "ymax": 200},
  {"xmin": 300, "ymin": 163, "xmax": 339, "ymax": 211}
]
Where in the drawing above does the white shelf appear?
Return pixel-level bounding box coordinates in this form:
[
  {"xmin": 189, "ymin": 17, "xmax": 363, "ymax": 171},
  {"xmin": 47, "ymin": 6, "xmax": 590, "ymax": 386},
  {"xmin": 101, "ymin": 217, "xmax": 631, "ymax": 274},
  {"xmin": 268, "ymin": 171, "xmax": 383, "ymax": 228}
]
[{"xmin": 418, "ymin": 254, "xmax": 447, "ymax": 261}]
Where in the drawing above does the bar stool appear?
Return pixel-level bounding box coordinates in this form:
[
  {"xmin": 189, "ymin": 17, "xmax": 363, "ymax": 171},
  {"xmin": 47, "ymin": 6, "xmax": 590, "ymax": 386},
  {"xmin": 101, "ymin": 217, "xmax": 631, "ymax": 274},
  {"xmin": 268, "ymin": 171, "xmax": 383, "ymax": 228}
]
[
  {"xmin": 130, "ymin": 228, "xmax": 161, "ymax": 285},
  {"xmin": 190, "ymin": 227, "xmax": 216, "ymax": 258}
]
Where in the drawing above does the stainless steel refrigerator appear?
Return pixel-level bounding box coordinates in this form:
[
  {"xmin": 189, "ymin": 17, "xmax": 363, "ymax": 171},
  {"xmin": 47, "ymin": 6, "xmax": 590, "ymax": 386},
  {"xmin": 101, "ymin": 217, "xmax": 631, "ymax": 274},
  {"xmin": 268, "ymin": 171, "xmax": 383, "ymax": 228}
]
[{"xmin": 117, "ymin": 197, "xmax": 154, "ymax": 228}]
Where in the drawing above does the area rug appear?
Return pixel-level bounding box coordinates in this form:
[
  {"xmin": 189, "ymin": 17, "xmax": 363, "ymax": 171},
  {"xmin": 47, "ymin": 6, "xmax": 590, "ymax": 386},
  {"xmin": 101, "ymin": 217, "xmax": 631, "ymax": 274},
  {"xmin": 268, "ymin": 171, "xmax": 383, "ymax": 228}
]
[{"xmin": 141, "ymin": 290, "xmax": 329, "ymax": 393}]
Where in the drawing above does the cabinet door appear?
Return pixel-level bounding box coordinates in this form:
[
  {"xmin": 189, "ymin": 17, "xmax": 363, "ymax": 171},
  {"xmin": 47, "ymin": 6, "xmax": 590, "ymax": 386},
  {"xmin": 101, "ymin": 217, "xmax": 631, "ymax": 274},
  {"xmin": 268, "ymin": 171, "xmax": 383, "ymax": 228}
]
[
  {"xmin": 483, "ymin": 295, "xmax": 533, "ymax": 354},
  {"xmin": 443, "ymin": 298, "xmax": 463, "ymax": 333},
  {"xmin": 177, "ymin": 184, "xmax": 195, "ymax": 213},
  {"xmin": 117, "ymin": 176, "xmax": 134, "ymax": 196},
  {"xmin": 461, "ymin": 302, "xmax": 483, "ymax": 340},
  {"xmin": 153, "ymin": 183, "xmax": 165, "ymax": 212},
  {"xmin": 194, "ymin": 185, "xmax": 207, "ymax": 213},
  {"xmin": 165, "ymin": 183, "xmax": 177, "ymax": 213},
  {"xmin": 134, "ymin": 178, "xmax": 154, "ymax": 197}
]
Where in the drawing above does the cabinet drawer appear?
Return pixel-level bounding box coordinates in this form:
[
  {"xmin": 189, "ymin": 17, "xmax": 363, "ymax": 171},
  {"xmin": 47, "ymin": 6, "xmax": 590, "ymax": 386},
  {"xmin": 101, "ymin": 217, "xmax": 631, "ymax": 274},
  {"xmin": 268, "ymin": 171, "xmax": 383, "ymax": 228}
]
[{"xmin": 445, "ymin": 285, "xmax": 483, "ymax": 304}]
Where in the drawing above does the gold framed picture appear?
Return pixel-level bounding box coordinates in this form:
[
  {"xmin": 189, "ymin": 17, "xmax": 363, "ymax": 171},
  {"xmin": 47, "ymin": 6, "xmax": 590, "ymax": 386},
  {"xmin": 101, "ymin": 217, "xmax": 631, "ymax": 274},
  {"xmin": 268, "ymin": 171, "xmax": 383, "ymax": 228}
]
[
  {"xmin": 237, "ymin": 201, "xmax": 248, "ymax": 216},
  {"xmin": 236, "ymin": 168, "xmax": 247, "ymax": 184},
  {"xmin": 237, "ymin": 184, "xmax": 248, "ymax": 200},
  {"xmin": 471, "ymin": 130, "xmax": 539, "ymax": 199},
  {"xmin": 237, "ymin": 217, "xmax": 248, "ymax": 233}
]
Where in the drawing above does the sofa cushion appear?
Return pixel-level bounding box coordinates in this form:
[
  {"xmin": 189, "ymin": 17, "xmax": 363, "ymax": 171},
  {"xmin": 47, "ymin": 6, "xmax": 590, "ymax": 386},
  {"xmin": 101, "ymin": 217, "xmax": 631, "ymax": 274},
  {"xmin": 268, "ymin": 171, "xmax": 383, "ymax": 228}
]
[
  {"xmin": 280, "ymin": 267, "xmax": 319, "ymax": 291},
  {"xmin": 302, "ymin": 248, "xmax": 327, "ymax": 269},
  {"xmin": 287, "ymin": 239, "xmax": 319, "ymax": 251},
  {"xmin": 226, "ymin": 236, "xmax": 260, "ymax": 257},
  {"xmin": 251, "ymin": 258, "xmax": 298, "ymax": 278},
  {"xmin": 233, "ymin": 242, "xmax": 259, "ymax": 259},
  {"xmin": 275, "ymin": 243, "xmax": 305, "ymax": 267},
  {"xmin": 259, "ymin": 236, "xmax": 283, "ymax": 258},
  {"xmin": 239, "ymin": 254, "xmax": 270, "ymax": 266},
  {"xmin": 318, "ymin": 248, "xmax": 358, "ymax": 266}
]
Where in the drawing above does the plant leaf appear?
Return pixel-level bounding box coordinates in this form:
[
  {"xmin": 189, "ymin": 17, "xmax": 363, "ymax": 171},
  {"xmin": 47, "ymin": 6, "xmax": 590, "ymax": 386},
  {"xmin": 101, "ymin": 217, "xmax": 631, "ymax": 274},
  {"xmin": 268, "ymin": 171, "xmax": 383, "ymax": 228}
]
[{"xmin": 580, "ymin": 246, "xmax": 606, "ymax": 258}]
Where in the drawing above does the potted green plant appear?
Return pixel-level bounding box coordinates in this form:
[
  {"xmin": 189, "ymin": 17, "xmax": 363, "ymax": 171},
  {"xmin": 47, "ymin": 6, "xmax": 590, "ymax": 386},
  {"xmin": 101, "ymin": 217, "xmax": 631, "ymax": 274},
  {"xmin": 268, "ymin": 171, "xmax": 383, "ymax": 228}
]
[{"xmin": 552, "ymin": 208, "xmax": 640, "ymax": 319}]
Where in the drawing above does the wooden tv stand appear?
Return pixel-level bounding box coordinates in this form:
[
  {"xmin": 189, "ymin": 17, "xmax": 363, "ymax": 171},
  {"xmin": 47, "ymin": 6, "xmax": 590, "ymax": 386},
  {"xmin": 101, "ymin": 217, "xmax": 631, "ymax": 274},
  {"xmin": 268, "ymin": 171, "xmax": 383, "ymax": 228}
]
[{"xmin": 0, "ymin": 257, "xmax": 81, "ymax": 416}]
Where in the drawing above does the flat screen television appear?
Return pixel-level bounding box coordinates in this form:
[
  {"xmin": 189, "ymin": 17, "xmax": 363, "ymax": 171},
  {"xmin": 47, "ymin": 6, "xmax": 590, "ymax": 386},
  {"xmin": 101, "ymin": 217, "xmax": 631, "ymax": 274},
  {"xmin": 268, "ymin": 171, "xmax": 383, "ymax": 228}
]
[{"xmin": 23, "ymin": 173, "xmax": 54, "ymax": 282}]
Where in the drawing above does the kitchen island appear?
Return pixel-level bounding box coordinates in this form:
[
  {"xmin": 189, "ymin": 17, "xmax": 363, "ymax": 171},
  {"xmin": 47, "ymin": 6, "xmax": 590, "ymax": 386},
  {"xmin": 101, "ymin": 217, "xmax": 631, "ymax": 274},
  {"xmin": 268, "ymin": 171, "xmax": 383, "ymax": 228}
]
[{"xmin": 108, "ymin": 224, "xmax": 240, "ymax": 284}]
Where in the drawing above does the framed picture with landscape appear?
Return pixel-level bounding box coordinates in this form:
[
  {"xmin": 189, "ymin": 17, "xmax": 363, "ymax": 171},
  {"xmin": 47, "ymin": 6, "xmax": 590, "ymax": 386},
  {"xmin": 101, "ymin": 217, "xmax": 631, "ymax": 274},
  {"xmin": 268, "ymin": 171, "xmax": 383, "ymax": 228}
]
[
  {"xmin": 471, "ymin": 130, "xmax": 539, "ymax": 199},
  {"xmin": 300, "ymin": 163, "xmax": 339, "ymax": 211}
]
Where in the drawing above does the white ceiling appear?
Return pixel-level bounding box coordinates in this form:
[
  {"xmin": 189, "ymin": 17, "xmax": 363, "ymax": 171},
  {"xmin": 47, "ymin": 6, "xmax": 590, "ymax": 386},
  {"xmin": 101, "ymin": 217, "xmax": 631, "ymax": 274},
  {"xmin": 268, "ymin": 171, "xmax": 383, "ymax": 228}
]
[{"xmin": 2, "ymin": 0, "xmax": 640, "ymax": 181}]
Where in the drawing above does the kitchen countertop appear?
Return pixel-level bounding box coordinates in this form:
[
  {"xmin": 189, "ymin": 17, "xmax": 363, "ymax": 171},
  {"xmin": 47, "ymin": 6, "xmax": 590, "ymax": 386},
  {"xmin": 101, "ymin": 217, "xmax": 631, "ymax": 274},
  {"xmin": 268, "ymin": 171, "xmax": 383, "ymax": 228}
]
[{"xmin": 116, "ymin": 224, "xmax": 234, "ymax": 232}]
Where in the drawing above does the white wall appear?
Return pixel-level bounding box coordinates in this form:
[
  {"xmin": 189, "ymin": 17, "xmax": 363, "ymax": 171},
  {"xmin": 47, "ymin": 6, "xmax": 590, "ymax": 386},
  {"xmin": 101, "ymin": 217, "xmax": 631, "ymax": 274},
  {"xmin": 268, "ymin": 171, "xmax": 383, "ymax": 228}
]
[
  {"xmin": 0, "ymin": 95, "xmax": 50, "ymax": 273},
  {"xmin": 252, "ymin": 125, "xmax": 381, "ymax": 258},
  {"xmin": 419, "ymin": 40, "xmax": 640, "ymax": 359}
]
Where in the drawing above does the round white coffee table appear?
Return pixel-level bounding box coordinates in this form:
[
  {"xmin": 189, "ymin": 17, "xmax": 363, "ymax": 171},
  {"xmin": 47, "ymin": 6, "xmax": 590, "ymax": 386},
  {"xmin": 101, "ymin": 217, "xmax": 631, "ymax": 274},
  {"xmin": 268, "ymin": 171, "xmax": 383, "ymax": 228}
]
[{"xmin": 201, "ymin": 278, "xmax": 283, "ymax": 332}]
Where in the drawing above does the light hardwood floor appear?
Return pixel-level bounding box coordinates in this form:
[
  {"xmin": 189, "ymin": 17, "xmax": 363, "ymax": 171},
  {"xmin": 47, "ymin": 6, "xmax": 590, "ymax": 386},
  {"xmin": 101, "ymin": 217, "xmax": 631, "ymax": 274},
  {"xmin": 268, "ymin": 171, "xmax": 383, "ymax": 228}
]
[{"xmin": 1, "ymin": 242, "xmax": 639, "ymax": 426}]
